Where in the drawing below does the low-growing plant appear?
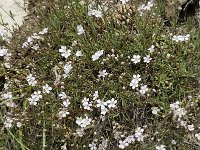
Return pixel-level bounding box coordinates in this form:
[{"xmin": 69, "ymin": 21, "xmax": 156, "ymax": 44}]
[{"xmin": 0, "ymin": 0, "xmax": 199, "ymax": 149}]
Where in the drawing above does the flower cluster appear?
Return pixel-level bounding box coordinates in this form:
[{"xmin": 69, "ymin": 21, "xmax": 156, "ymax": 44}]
[
  {"xmin": 22, "ymin": 28, "xmax": 48, "ymax": 49},
  {"xmin": 118, "ymin": 127, "xmax": 145, "ymax": 149},
  {"xmin": 76, "ymin": 115, "xmax": 92, "ymax": 128},
  {"xmin": 58, "ymin": 92, "xmax": 71, "ymax": 118}
]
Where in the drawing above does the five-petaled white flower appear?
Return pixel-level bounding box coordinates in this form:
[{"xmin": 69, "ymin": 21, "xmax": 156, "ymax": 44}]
[
  {"xmin": 42, "ymin": 84, "xmax": 52, "ymax": 94},
  {"xmin": 143, "ymin": 55, "xmax": 152, "ymax": 63},
  {"xmin": 131, "ymin": 55, "xmax": 141, "ymax": 64},
  {"xmin": 59, "ymin": 46, "xmax": 71, "ymax": 59},
  {"xmin": 107, "ymin": 98, "xmax": 117, "ymax": 108},
  {"xmin": 139, "ymin": 85, "xmax": 148, "ymax": 95},
  {"xmin": 98, "ymin": 69, "xmax": 108, "ymax": 78}
]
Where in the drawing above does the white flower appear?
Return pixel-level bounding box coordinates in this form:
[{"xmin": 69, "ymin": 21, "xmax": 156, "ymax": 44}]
[
  {"xmin": 118, "ymin": 140, "xmax": 128, "ymax": 149},
  {"xmin": 172, "ymin": 34, "xmax": 190, "ymax": 42},
  {"xmin": 170, "ymin": 101, "xmax": 180, "ymax": 110},
  {"xmin": 174, "ymin": 107, "xmax": 187, "ymax": 118},
  {"xmin": 39, "ymin": 28, "xmax": 48, "ymax": 35},
  {"xmin": 6, "ymin": 101, "xmax": 16, "ymax": 108},
  {"xmin": 96, "ymin": 99, "xmax": 107, "ymax": 109},
  {"xmin": 61, "ymin": 143, "xmax": 67, "ymax": 150},
  {"xmin": 135, "ymin": 127, "xmax": 144, "ymax": 141},
  {"xmin": 138, "ymin": 1, "xmax": 154, "ymax": 14},
  {"xmin": 82, "ymin": 97, "xmax": 92, "ymax": 110},
  {"xmin": 93, "ymin": 91, "xmax": 99, "ymax": 100},
  {"xmin": 120, "ymin": 0, "xmax": 129, "ymax": 4},
  {"xmin": 16, "ymin": 122, "xmax": 22, "ymax": 128},
  {"xmin": 147, "ymin": 45, "xmax": 155, "ymax": 53},
  {"xmin": 89, "ymin": 142, "xmax": 97, "ymax": 150},
  {"xmin": 76, "ymin": 128, "xmax": 85, "ymax": 137},
  {"xmin": 92, "ymin": 50, "xmax": 104, "ymax": 61},
  {"xmin": 2, "ymin": 92, "xmax": 12, "ymax": 99},
  {"xmin": 195, "ymin": 133, "xmax": 200, "ymax": 141},
  {"xmin": 58, "ymin": 108, "xmax": 70, "ymax": 118},
  {"xmin": 59, "ymin": 46, "xmax": 71, "ymax": 59},
  {"xmin": 101, "ymin": 107, "xmax": 109, "ymax": 115},
  {"xmin": 63, "ymin": 99, "xmax": 70, "ymax": 107},
  {"xmin": 132, "ymin": 74, "xmax": 141, "ymax": 82},
  {"xmin": 156, "ymin": 145, "xmax": 166, "ymax": 150},
  {"xmin": 76, "ymin": 115, "xmax": 92, "ymax": 128},
  {"xmin": 139, "ymin": 85, "xmax": 148, "ymax": 95},
  {"xmin": 187, "ymin": 124, "xmax": 194, "ymax": 131},
  {"xmin": 0, "ymin": 47, "xmax": 8, "ymax": 56},
  {"xmin": 88, "ymin": 9, "xmax": 103, "ymax": 18},
  {"xmin": 143, "ymin": 55, "xmax": 152, "ymax": 63},
  {"xmin": 98, "ymin": 69, "xmax": 108, "ymax": 78},
  {"xmin": 75, "ymin": 50, "xmax": 83, "ymax": 57},
  {"xmin": 124, "ymin": 135, "xmax": 135, "ymax": 144},
  {"xmin": 26, "ymin": 74, "xmax": 37, "ymax": 86},
  {"xmin": 4, "ymin": 117, "xmax": 13, "ymax": 128},
  {"xmin": 77, "ymin": 25, "xmax": 85, "ymax": 35},
  {"xmin": 130, "ymin": 79, "xmax": 139, "ymax": 89},
  {"xmin": 131, "ymin": 55, "xmax": 141, "ymax": 64},
  {"xmin": 151, "ymin": 107, "xmax": 160, "ymax": 115},
  {"xmin": 63, "ymin": 62, "xmax": 73, "ymax": 78},
  {"xmin": 28, "ymin": 91, "xmax": 42, "ymax": 105},
  {"xmin": 59, "ymin": 92, "xmax": 68, "ymax": 100},
  {"xmin": 107, "ymin": 98, "xmax": 117, "ymax": 108},
  {"xmin": 32, "ymin": 44, "xmax": 40, "ymax": 50},
  {"xmin": 42, "ymin": 84, "xmax": 52, "ymax": 94}
]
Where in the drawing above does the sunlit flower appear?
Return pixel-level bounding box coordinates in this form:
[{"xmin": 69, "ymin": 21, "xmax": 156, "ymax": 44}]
[
  {"xmin": 151, "ymin": 107, "xmax": 160, "ymax": 115},
  {"xmin": 39, "ymin": 28, "xmax": 48, "ymax": 35},
  {"xmin": 118, "ymin": 140, "xmax": 128, "ymax": 149},
  {"xmin": 63, "ymin": 62, "xmax": 73, "ymax": 78},
  {"xmin": 89, "ymin": 142, "xmax": 97, "ymax": 150},
  {"xmin": 195, "ymin": 133, "xmax": 200, "ymax": 141},
  {"xmin": 143, "ymin": 55, "xmax": 152, "ymax": 63},
  {"xmin": 0, "ymin": 47, "xmax": 8, "ymax": 57},
  {"xmin": 59, "ymin": 46, "xmax": 71, "ymax": 59},
  {"xmin": 26, "ymin": 74, "xmax": 37, "ymax": 86},
  {"xmin": 120, "ymin": 0, "xmax": 129, "ymax": 4},
  {"xmin": 76, "ymin": 115, "xmax": 92, "ymax": 128},
  {"xmin": 139, "ymin": 85, "xmax": 148, "ymax": 95},
  {"xmin": 187, "ymin": 124, "xmax": 194, "ymax": 131},
  {"xmin": 131, "ymin": 55, "xmax": 141, "ymax": 64},
  {"xmin": 4, "ymin": 117, "xmax": 13, "ymax": 128},
  {"xmin": 77, "ymin": 25, "xmax": 85, "ymax": 35},
  {"xmin": 156, "ymin": 145, "xmax": 166, "ymax": 150},
  {"xmin": 75, "ymin": 50, "xmax": 83, "ymax": 57},
  {"xmin": 107, "ymin": 98, "xmax": 117, "ymax": 108},
  {"xmin": 2, "ymin": 92, "xmax": 12, "ymax": 99},
  {"xmin": 88, "ymin": 9, "xmax": 103, "ymax": 17},
  {"xmin": 98, "ymin": 69, "xmax": 108, "ymax": 78},
  {"xmin": 42, "ymin": 84, "xmax": 52, "ymax": 94},
  {"xmin": 147, "ymin": 45, "xmax": 155, "ymax": 53},
  {"xmin": 172, "ymin": 34, "xmax": 190, "ymax": 42},
  {"xmin": 92, "ymin": 50, "xmax": 104, "ymax": 61}
]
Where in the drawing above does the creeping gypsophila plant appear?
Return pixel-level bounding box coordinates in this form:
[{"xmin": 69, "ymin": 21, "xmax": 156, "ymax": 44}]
[{"xmin": 0, "ymin": 0, "xmax": 199, "ymax": 149}]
